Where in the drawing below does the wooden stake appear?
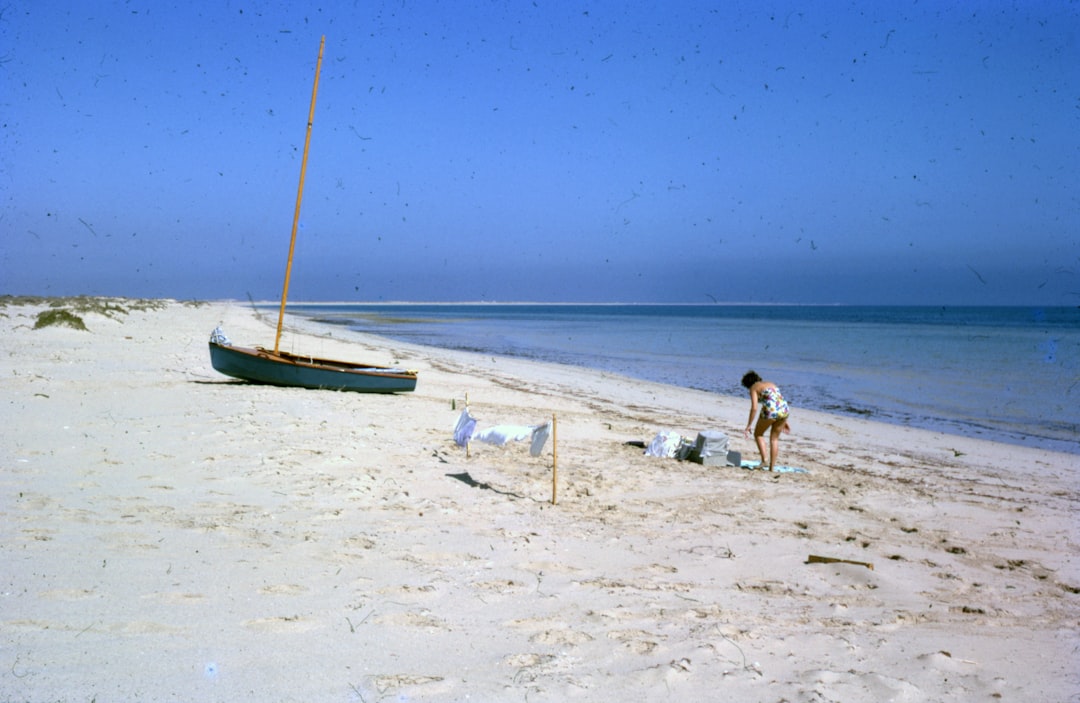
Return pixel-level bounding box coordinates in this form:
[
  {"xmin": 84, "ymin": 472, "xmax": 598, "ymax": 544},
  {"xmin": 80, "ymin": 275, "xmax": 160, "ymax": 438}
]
[
  {"xmin": 551, "ymin": 413, "xmax": 558, "ymax": 505},
  {"xmin": 275, "ymin": 35, "xmax": 325, "ymax": 354}
]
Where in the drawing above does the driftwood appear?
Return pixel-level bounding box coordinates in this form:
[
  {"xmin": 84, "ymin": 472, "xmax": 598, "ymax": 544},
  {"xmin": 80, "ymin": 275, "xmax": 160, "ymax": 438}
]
[{"xmin": 807, "ymin": 554, "xmax": 874, "ymax": 571}]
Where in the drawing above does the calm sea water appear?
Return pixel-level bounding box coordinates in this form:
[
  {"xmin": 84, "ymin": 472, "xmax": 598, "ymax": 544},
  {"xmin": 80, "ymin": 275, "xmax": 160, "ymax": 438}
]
[{"xmin": 289, "ymin": 304, "xmax": 1079, "ymax": 455}]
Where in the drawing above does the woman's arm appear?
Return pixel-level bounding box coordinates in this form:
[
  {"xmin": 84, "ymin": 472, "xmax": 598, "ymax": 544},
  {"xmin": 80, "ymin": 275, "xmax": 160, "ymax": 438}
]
[{"xmin": 745, "ymin": 384, "xmax": 760, "ymax": 435}]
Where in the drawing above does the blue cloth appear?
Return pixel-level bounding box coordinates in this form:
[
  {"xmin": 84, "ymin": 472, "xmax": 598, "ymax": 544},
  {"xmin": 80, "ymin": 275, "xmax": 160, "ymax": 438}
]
[{"xmin": 740, "ymin": 461, "xmax": 808, "ymax": 474}]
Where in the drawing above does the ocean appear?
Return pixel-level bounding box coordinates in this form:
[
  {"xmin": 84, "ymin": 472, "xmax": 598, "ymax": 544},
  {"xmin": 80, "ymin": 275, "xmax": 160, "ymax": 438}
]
[{"xmin": 288, "ymin": 304, "xmax": 1079, "ymax": 455}]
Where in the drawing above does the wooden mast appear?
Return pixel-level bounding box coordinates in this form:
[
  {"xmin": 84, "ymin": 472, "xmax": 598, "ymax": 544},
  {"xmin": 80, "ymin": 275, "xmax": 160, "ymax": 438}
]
[{"xmin": 275, "ymin": 35, "xmax": 325, "ymax": 354}]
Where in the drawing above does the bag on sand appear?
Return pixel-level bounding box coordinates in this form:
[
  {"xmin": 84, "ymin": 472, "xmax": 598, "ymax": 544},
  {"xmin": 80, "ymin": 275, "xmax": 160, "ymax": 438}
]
[{"xmin": 645, "ymin": 431, "xmax": 694, "ymax": 459}]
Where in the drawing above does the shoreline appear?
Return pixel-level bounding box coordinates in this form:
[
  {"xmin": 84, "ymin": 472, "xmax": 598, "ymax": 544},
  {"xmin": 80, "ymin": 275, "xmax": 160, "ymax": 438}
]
[
  {"xmin": 279, "ymin": 302, "xmax": 1080, "ymax": 457},
  {"xmin": 274, "ymin": 299, "xmax": 1078, "ymax": 309},
  {"xmin": 9, "ymin": 294, "xmax": 1077, "ymax": 461},
  {"xmin": 3, "ymin": 298, "xmax": 1077, "ymax": 701}
]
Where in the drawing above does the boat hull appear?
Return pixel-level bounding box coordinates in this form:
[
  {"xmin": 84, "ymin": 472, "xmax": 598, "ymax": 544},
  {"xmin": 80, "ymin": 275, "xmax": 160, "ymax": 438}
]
[{"xmin": 209, "ymin": 342, "xmax": 417, "ymax": 393}]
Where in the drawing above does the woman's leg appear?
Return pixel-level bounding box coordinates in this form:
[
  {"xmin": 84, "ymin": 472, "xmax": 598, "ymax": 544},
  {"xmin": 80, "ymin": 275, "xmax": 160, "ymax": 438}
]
[
  {"xmin": 767, "ymin": 418, "xmax": 788, "ymax": 470},
  {"xmin": 753, "ymin": 415, "xmax": 771, "ymax": 466}
]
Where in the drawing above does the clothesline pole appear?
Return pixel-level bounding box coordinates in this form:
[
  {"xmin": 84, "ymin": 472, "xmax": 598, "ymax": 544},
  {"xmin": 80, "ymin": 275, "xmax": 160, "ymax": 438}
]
[{"xmin": 551, "ymin": 413, "xmax": 558, "ymax": 505}]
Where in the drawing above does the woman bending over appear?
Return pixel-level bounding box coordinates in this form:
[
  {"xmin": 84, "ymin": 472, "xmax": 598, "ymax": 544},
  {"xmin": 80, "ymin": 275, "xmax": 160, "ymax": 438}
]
[{"xmin": 742, "ymin": 370, "xmax": 791, "ymax": 471}]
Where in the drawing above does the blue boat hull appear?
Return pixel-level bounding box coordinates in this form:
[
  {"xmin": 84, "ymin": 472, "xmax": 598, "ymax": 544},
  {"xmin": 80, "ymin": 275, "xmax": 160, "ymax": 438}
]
[{"xmin": 209, "ymin": 342, "xmax": 417, "ymax": 393}]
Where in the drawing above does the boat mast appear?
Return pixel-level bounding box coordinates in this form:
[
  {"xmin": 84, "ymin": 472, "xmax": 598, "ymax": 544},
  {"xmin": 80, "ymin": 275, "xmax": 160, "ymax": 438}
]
[{"xmin": 275, "ymin": 35, "xmax": 325, "ymax": 354}]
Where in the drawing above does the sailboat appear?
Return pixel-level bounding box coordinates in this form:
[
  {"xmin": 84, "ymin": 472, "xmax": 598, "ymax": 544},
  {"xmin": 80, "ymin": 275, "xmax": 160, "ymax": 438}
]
[{"xmin": 209, "ymin": 36, "xmax": 418, "ymax": 394}]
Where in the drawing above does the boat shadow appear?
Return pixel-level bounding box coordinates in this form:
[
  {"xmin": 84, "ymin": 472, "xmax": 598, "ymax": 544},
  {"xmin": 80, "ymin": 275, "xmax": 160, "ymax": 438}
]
[
  {"xmin": 192, "ymin": 379, "xmax": 354, "ymax": 392},
  {"xmin": 191, "ymin": 379, "xmax": 279, "ymax": 389}
]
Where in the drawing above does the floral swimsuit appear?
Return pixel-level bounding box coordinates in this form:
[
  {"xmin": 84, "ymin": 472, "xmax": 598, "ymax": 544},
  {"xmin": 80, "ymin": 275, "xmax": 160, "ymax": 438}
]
[{"xmin": 759, "ymin": 386, "xmax": 790, "ymax": 421}]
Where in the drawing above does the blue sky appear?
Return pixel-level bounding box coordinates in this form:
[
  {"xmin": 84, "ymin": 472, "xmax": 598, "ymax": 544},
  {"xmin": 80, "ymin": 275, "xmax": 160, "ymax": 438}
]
[{"xmin": 3, "ymin": 1, "xmax": 1078, "ymax": 304}]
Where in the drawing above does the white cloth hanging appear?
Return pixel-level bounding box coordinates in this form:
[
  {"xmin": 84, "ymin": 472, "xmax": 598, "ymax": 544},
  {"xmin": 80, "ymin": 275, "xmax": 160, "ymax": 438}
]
[
  {"xmin": 453, "ymin": 410, "xmax": 550, "ymax": 456},
  {"xmin": 453, "ymin": 409, "xmax": 478, "ymax": 447},
  {"xmin": 472, "ymin": 425, "xmax": 534, "ymax": 446},
  {"xmin": 529, "ymin": 422, "xmax": 551, "ymax": 457}
]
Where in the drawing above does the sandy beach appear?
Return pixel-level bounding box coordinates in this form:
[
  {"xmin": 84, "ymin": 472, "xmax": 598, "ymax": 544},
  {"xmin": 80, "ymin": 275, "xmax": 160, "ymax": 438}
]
[{"xmin": 2, "ymin": 298, "xmax": 1077, "ymax": 702}]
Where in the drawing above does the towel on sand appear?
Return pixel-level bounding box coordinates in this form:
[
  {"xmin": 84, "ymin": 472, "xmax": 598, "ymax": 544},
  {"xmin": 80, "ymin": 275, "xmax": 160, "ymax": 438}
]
[{"xmin": 740, "ymin": 461, "xmax": 808, "ymax": 474}]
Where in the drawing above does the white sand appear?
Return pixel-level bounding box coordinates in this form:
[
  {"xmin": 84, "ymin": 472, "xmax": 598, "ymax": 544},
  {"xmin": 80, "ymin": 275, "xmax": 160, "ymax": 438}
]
[{"xmin": 2, "ymin": 298, "xmax": 1077, "ymax": 702}]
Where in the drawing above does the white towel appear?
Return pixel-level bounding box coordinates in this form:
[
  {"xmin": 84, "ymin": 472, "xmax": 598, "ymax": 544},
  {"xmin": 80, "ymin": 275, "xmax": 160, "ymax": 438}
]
[
  {"xmin": 472, "ymin": 425, "xmax": 534, "ymax": 446},
  {"xmin": 210, "ymin": 326, "xmax": 232, "ymax": 345},
  {"xmin": 645, "ymin": 431, "xmax": 682, "ymax": 458}
]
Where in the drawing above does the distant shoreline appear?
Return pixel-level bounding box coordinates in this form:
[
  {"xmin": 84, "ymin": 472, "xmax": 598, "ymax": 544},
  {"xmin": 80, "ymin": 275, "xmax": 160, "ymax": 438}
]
[{"xmin": 7, "ymin": 295, "xmax": 1074, "ymax": 310}]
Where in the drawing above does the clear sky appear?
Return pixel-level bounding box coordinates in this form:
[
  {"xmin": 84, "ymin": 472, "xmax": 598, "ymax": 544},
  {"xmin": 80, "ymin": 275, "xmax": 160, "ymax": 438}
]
[{"xmin": 3, "ymin": 1, "xmax": 1078, "ymax": 304}]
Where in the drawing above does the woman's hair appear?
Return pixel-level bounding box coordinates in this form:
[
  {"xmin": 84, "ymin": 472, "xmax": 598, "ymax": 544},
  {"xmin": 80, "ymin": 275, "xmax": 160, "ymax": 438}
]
[{"xmin": 741, "ymin": 370, "xmax": 762, "ymax": 389}]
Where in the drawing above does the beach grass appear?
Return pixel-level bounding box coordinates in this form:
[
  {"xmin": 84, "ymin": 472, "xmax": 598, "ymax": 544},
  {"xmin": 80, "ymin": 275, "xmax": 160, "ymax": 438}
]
[
  {"xmin": 6, "ymin": 295, "xmax": 190, "ymax": 331},
  {"xmin": 32, "ymin": 308, "xmax": 88, "ymax": 330}
]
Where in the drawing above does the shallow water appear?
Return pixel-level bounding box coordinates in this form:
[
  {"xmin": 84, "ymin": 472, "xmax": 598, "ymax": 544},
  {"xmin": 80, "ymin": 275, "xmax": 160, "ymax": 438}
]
[{"xmin": 290, "ymin": 304, "xmax": 1080, "ymax": 455}]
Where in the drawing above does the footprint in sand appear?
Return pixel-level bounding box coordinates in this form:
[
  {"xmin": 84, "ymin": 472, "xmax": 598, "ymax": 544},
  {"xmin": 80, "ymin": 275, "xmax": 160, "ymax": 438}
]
[
  {"xmin": 38, "ymin": 588, "xmax": 97, "ymax": 600},
  {"xmin": 530, "ymin": 629, "xmax": 594, "ymax": 646},
  {"xmin": 242, "ymin": 615, "xmax": 318, "ymax": 633},
  {"xmin": 342, "ymin": 535, "xmax": 377, "ymax": 550},
  {"xmin": 20, "ymin": 528, "xmax": 55, "ymax": 541},
  {"xmin": 799, "ymin": 667, "xmax": 923, "ymax": 700},
  {"xmin": 112, "ymin": 620, "xmax": 183, "ymax": 635},
  {"xmin": 608, "ymin": 629, "xmax": 664, "ymax": 654},
  {"xmin": 257, "ymin": 584, "xmax": 309, "ymax": 596},
  {"xmin": 374, "ymin": 610, "xmax": 448, "ymax": 631},
  {"xmin": 469, "ymin": 578, "xmax": 530, "ymax": 596},
  {"xmin": 504, "ymin": 653, "xmax": 556, "ymax": 668},
  {"xmin": 368, "ymin": 674, "xmax": 450, "ymax": 698},
  {"xmin": 144, "ymin": 591, "xmax": 207, "ymax": 604}
]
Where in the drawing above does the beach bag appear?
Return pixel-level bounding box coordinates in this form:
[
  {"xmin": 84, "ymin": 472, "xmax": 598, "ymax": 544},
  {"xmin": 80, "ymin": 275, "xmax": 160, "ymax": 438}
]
[
  {"xmin": 645, "ymin": 431, "xmax": 694, "ymax": 459},
  {"xmin": 689, "ymin": 431, "xmax": 732, "ymax": 466}
]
